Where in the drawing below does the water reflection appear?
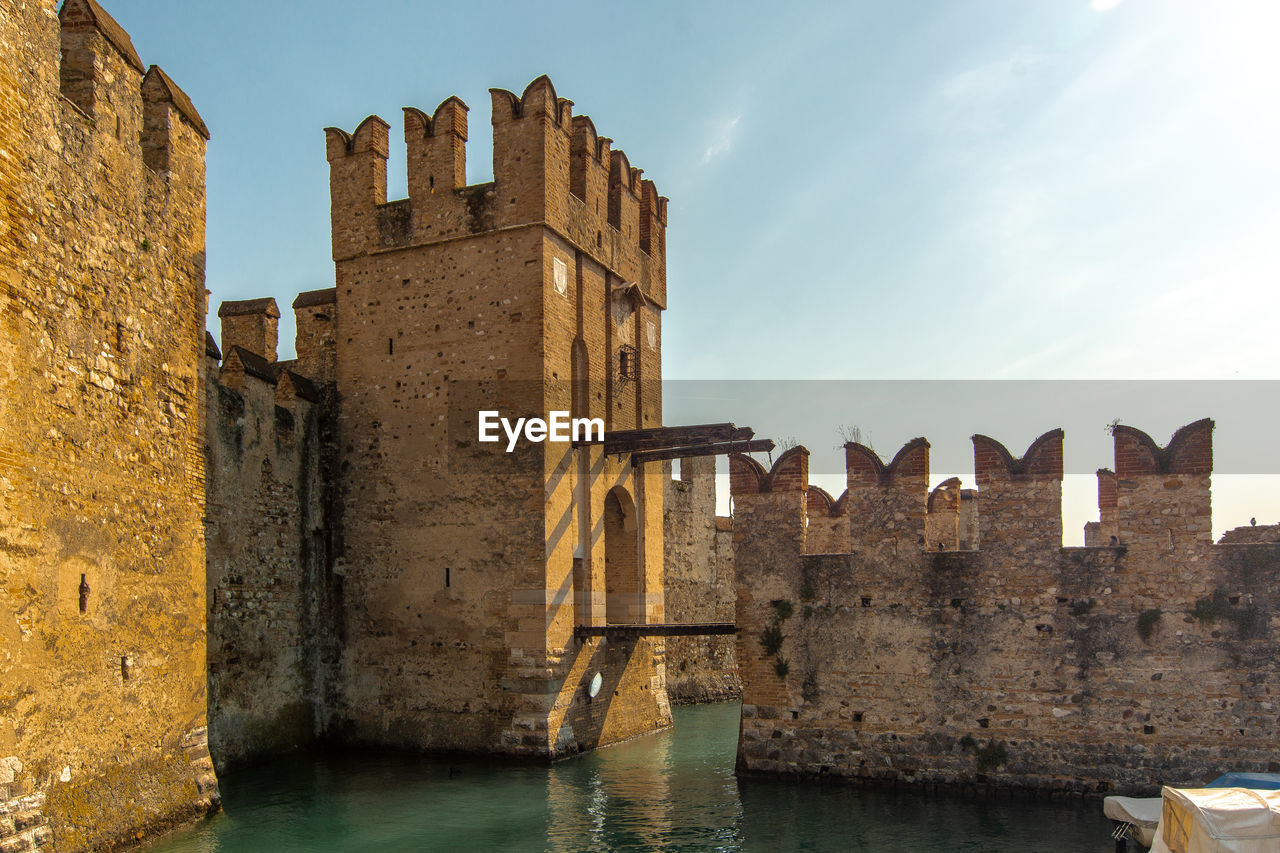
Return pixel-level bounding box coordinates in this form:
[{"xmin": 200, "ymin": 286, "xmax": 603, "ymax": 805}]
[
  {"xmin": 546, "ymin": 702, "xmax": 742, "ymax": 851},
  {"xmin": 149, "ymin": 703, "xmax": 1109, "ymax": 852}
]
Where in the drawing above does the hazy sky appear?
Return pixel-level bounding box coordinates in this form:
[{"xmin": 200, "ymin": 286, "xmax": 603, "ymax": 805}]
[{"xmin": 102, "ymin": 0, "xmax": 1279, "ymax": 537}]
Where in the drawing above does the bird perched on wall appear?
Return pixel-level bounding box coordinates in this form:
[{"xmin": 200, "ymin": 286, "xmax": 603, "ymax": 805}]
[{"xmin": 1251, "ymin": 517, "xmax": 1257, "ymax": 526}]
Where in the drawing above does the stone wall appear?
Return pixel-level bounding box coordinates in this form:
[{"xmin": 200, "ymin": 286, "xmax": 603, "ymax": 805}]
[
  {"xmin": 0, "ymin": 1, "xmax": 217, "ymax": 848},
  {"xmin": 663, "ymin": 457, "xmax": 738, "ymax": 703},
  {"xmin": 203, "ymin": 308, "xmax": 340, "ymax": 771},
  {"xmin": 316, "ymin": 76, "xmax": 672, "ymax": 758},
  {"xmin": 732, "ymin": 419, "xmax": 1280, "ymax": 797},
  {"xmin": 196, "ymin": 77, "xmax": 679, "ymax": 768},
  {"xmin": 1220, "ymin": 524, "xmax": 1280, "ymax": 545}
]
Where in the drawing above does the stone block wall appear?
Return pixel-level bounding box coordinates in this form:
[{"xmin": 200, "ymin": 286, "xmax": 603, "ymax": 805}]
[
  {"xmin": 733, "ymin": 419, "xmax": 1280, "ymax": 797},
  {"xmin": 664, "ymin": 457, "xmax": 738, "ymax": 703},
  {"xmin": 0, "ymin": 1, "xmax": 217, "ymax": 849},
  {"xmin": 204, "ymin": 304, "xmax": 339, "ymax": 771}
]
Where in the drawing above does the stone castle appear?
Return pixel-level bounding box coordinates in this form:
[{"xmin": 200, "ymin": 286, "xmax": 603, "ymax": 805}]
[
  {"xmin": 3, "ymin": 2, "xmax": 1279, "ymax": 850},
  {"xmin": 206, "ymin": 72, "xmax": 676, "ymax": 764}
]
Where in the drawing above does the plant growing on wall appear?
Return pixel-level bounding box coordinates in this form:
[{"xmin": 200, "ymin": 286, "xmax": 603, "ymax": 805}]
[
  {"xmin": 959, "ymin": 735, "xmax": 1009, "ymax": 773},
  {"xmin": 1191, "ymin": 589, "xmax": 1263, "ymax": 638},
  {"xmin": 834, "ymin": 423, "xmax": 873, "ymax": 451},
  {"xmin": 760, "ymin": 599, "xmax": 794, "ymax": 681},
  {"xmin": 976, "ymin": 740, "xmax": 1009, "ymax": 773},
  {"xmin": 760, "ymin": 622, "xmax": 784, "ymax": 656},
  {"xmin": 1069, "ymin": 598, "xmax": 1096, "ymax": 617}
]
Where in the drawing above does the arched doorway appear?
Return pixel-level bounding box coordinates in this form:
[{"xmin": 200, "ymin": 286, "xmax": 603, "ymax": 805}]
[{"xmin": 603, "ymin": 485, "xmax": 639, "ymax": 625}]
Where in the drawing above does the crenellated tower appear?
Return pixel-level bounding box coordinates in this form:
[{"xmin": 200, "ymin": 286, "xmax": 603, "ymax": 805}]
[{"xmin": 320, "ymin": 76, "xmax": 672, "ymax": 758}]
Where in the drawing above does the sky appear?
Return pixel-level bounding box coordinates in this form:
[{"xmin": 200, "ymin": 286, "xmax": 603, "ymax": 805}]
[{"xmin": 102, "ymin": 0, "xmax": 1280, "ymax": 539}]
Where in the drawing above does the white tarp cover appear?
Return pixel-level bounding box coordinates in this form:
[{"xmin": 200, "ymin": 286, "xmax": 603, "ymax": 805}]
[
  {"xmin": 1105, "ymin": 796, "xmax": 1162, "ymax": 847},
  {"xmin": 1151, "ymin": 787, "xmax": 1280, "ymax": 853}
]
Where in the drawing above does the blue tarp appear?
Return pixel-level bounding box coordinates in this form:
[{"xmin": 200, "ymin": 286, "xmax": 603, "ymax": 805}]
[{"xmin": 1208, "ymin": 773, "xmax": 1280, "ymax": 790}]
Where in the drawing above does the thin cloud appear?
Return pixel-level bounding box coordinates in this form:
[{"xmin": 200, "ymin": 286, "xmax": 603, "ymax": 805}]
[{"xmin": 700, "ymin": 113, "xmax": 742, "ymax": 165}]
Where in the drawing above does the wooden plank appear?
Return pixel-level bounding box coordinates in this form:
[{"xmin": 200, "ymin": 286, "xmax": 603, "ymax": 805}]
[
  {"xmin": 630, "ymin": 438, "xmax": 775, "ymax": 466},
  {"xmin": 610, "ymin": 427, "xmax": 754, "ymax": 454},
  {"xmin": 574, "ymin": 622, "xmax": 737, "ymax": 639},
  {"xmin": 572, "ymin": 422, "xmax": 743, "ymax": 450}
]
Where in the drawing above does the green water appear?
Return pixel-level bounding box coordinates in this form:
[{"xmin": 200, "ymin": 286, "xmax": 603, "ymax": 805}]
[{"xmin": 151, "ymin": 703, "xmax": 1114, "ymax": 851}]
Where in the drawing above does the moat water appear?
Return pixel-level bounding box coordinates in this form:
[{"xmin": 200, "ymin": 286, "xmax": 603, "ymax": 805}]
[{"xmin": 150, "ymin": 703, "xmax": 1114, "ymax": 852}]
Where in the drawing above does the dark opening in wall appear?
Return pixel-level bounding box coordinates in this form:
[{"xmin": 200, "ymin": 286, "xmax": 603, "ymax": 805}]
[
  {"xmin": 121, "ymin": 656, "xmax": 131, "ymax": 681},
  {"xmin": 618, "ymin": 345, "xmax": 638, "ymax": 382},
  {"xmin": 853, "ymin": 711, "xmax": 863, "ymax": 723},
  {"xmin": 1144, "ymin": 725, "xmax": 1155, "ymax": 735},
  {"xmin": 445, "ymin": 567, "xmax": 451, "ymax": 588},
  {"xmin": 388, "ymin": 338, "xmax": 394, "ymax": 355},
  {"xmin": 861, "ymin": 597, "xmax": 871, "ymax": 608},
  {"xmin": 79, "ymin": 573, "xmax": 89, "ymax": 614}
]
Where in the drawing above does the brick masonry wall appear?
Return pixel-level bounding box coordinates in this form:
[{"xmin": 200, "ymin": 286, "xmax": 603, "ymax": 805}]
[
  {"xmin": 663, "ymin": 457, "xmax": 739, "ymax": 704},
  {"xmin": 734, "ymin": 421, "xmax": 1280, "ymax": 797},
  {"xmin": 0, "ymin": 1, "xmax": 216, "ymax": 849}
]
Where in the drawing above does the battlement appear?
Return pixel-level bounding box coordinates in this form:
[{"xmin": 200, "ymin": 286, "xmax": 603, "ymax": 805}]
[
  {"xmin": 1113, "ymin": 418, "xmax": 1215, "ymax": 550},
  {"xmin": 325, "ymin": 76, "xmax": 667, "ymax": 302},
  {"xmin": 1114, "ymin": 417, "xmax": 1213, "ymax": 476},
  {"xmin": 728, "ymin": 446, "xmax": 808, "ymax": 494},
  {"xmin": 290, "ymin": 288, "xmax": 337, "ymax": 385},
  {"xmin": 845, "ymin": 439, "xmax": 930, "ymax": 551},
  {"xmin": 973, "ymin": 429, "xmax": 1064, "ymax": 552},
  {"xmin": 728, "ymin": 419, "xmax": 1216, "ymax": 556},
  {"xmin": 215, "ymin": 293, "xmax": 338, "ymax": 390},
  {"xmin": 972, "ymin": 428, "xmax": 1063, "ymax": 484},
  {"xmin": 732, "ymin": 421, "xmax": 1280, "ymax": 796},
  {"xmin": 57, "ymin": 0, "xmax": 208, "ymax": 180},
  {"xmin": 218, "ymin": 298, "xmax": 280, "ymax": 363}
]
